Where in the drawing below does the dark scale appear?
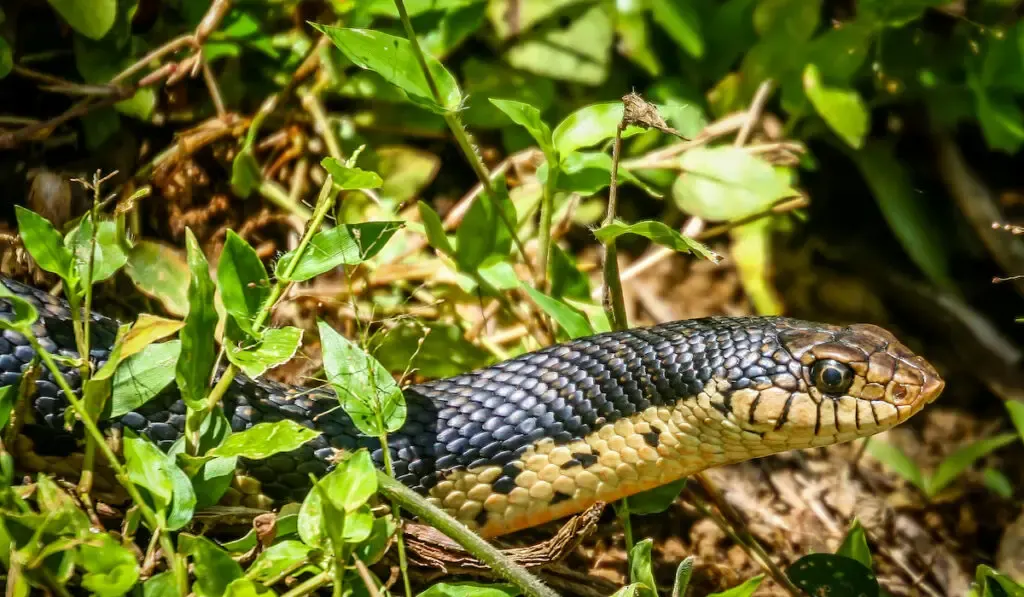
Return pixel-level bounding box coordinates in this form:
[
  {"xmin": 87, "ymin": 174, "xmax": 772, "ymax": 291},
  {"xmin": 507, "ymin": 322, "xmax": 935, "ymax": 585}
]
[{"xmin": 1, "ymin": 276, "xmax": 804, "ymax": 507}]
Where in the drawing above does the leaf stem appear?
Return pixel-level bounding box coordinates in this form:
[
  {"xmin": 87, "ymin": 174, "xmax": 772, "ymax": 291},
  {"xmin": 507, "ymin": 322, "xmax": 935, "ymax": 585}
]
[
  {"xmin": 203, "ymin": 177, "xmax": 339, "ymax": 415},
  {"xmin": 27, "ymin": 338, "xmax": 185, "ymax": 590},
  {"xmin": 280, "ymin": 570, "xmax": 332, "ymax": 597},
  {"xmin": 536, "ymin": 158, "xmax": 558, "ymax": 289},
  {"xmin": 391, "ymin": 0, "xmax": 534, "ymax": 278},
  {"xmin": 602, "ymin": 123, "xmax": 629, "ymax": 331},
  {"xmin": 375, "ymin": 471, "xmax": 559, "ymax": 597}
]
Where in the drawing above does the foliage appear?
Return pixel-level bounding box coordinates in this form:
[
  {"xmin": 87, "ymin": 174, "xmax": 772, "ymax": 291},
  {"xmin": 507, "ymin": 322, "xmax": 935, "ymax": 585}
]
[{"xmin": 3, "ymin": 0, "xmax": 1024, "ymax": 594}]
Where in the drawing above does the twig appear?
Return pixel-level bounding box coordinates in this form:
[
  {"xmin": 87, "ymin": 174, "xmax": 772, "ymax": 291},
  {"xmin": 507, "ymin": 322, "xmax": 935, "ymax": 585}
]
[
  {"xmin": 375, "ymin": 472, "xmax": 559, "ymax": 597},
  {"xmin": 601, "ymin": 120, "xmax": 629, "ymax": 331}
]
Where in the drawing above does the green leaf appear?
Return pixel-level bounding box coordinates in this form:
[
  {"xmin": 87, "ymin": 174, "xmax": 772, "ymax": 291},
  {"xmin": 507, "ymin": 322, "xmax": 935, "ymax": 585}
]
[
  {"xmin": 650, "ymin": 0, "xmax": 703, "ymax": 58},
  {"xmin": 788, "ymin": 554, "xmax": 878, "ymax": 597},
  {"xmin": 78, "ymin": 533, "xmax": 139, "ymax": 597},
  {"xmin": 549, "ymin": 244, "xmax": 590, "ymax": 300},
  {"xmin": 628, "ymin": 538, "xmax": 657, "ymax": 597},
  {"xmin": 521, "ymin": 284, "xmax": 593, "ymax": 339},
  {"xmin": 847, "ymin": 142, "xmax": 953, "ymax": 289},
  {"xmin": 538, "ymin": 152, "xmax": 660, "ymax": 198},
  {"xmin": 628, "ymin": 478, "xmax": 687, "ymax": 515},
  {"xmin": 866, "ymin": 440, "xmax": 926, "ymax": 493},
  {"xmin": 298, "ymin": 450, "xmax": 378, "ymax": 547},
  {"xmin": 489, "ymin": 99, "xmax": 555, "ymax": 160},
  {"xmin": 836, "ymin": 520, "xmax": 873, "ymax": 570},
  {"xmin": 181, "ymin": 534, "xmax": 244, "ymax": 597},
  {"xmin": 355, "ymin": 515, "xmax": 398, "ymax": 565},
  {"xmin": 807, "ymin": 20, "xmax": 872, "ymax": 82},
  {"xmin": 142, "ymin": 572, "xmax": 178, "ymax": 597},
  {"xmin": 709, "ymin": 575, "xmax": 766, "ymax": 597},
  {"xmin": 319, "ymin": 321, "xmax": 406, "ymax": 435},
  {"xmin": 803, "ymin": 64, "xmax": 868, "ymax": 149},
  {"xmin": 342, "ymin": 503, "xmax": 375, "ymax": 543},
  {"xmin": 15, "ymin": 206, "xmax": 73, "ymax": 279},
  {"xmin": 416, "ymin": 582, "xmax": 521, "ymax": 597},
  {"xmin": 974, "ymin": 564, "xmax": 1024, "ymax": 597},
  {"xmin": 672, "ymin": 556, "xmax": 696, "ymax": 597},
  {"xmin": 455, "ymin": 182, "xmax": 516, "ymax": 271},
  {"xmin": 247, "ymin": 540, "xmax": 316, "ymax": 583},
  {"xmin": 0, "ymin": 385, "xmax": 14, "ymax": 432},
  {"xmin": 321, "ymin": 158, "xmax": 384, "ymax": 190},
  {"xmin": 230, "ymin": 148, "xmax": 261, "ymax": 199},
  {"xmin": 126, "ymin": 240, "xmax": 190, "ymax": 318},
  {"xmin": 973, "ymin": 87, "xmax": 1024, "ymax": 154},
  {"xmin": 982, "ymin": 468, "xmax": 1013, "ymax": 500},
  {"xmin": 224, "ymin": 579, "xmax": 269, "ymax": 597},
  {"xmin": 503, "ymin": 3, "xmax": 612, "ymax": 86},
  {"xmin": 417, "ymin": 200, "xmax": 455, "ymax": 257},
  {"xmin": 1006, "ymin": 401, "xmax": 1024, "ymax": 442},
  {"xmin": 206, "ymin": 420, "xmax": 320, "ymax": 461},
  {"xmin": 315, "ymin": 25, "xmax": 462, "ymax": 114},
  {"xmin": 218, "ymin": 230, "xmax": 269, "ymax": 338},
  {"xmin": 928, "ymin": 433, "xmax": 1017, "ymax": 497},
  {"xmin": 0, "ymin": 36, "xmax": 12, "ymax": 79},
  {"xmin": 673, "ymin": 146, "xmax": 796, "ymax": 222},
  {"xmin": 552, "ymin": 102, "xmax": 645, "ymax": 156},
  {"xmin": 594, "ymin": 220, "xmax": 720, "ymax": 262},
  {"xmin": 225, "ymin": 326, "xmax": 303, "ymax": 379},
  {"xmin": 610, "ymin": 586, "xmax": 640, "ymax": 597},
  {"xmin": 65, "ymin": 216, "xmax": 129, "ymax": 284},
  {"xmin": 124, "ymin": 433, "xmax": 196, "ymax": 530},
  {"xmin": 275, "ymin": 222, "xmax": 404, "ymax": 282},
  {"xmin": 376, "ymin": 145, "xmax": 442, "ymax": 202},
  {"xmin": 46, "ymin": 0, "xmax": 116, "ymax": 39},
  {"xmin": 175, "ymin": 230, "xmax": 218, "ymax": 409},
  {"xmin": 111, "ymin": 341, "xmax": 181, "ymax": 418},
  {"xmin": 371, "ymin": 321, "xmax": 490, "ymax": 379},
  {"xmin": 753, "ymin": 0, "xmax": 820, "ymax": 40}
]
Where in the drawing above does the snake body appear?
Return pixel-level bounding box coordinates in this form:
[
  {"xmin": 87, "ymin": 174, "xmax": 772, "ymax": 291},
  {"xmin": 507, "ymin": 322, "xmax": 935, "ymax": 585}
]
[{"xmin": 0, "ymin": 276, "xmax": 944, "ymax": 538}]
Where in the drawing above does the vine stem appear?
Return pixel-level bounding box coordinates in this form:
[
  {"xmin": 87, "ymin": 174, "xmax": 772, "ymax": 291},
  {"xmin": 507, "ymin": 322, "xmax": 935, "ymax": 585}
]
[
  {"xmin": 375, "ymin": 472, "xmax": 558, "ymax": 597},
  {"xmin": 601, "ymin": 122, "xmax": 629, "ymax": 331},
  {"xmin": 27, "ymin": 339, "xmax": 186, "ymax": 592},
  {"xmin": 536, "ymin": 158, "xmax": 558, "ymax": 289},
  {"xmin": 201, "ymin": 177, "xmax": 339, "ymax": 418},
  {"xmin": 391, "ymin": 0, "xmax": 535, "ymax": 279}
]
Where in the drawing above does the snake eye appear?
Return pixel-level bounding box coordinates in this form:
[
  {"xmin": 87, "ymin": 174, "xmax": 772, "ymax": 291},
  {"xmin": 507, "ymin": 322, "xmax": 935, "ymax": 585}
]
[{"xmin": 811, "ymin": 359, "xmax": 854, "ymax": 394}]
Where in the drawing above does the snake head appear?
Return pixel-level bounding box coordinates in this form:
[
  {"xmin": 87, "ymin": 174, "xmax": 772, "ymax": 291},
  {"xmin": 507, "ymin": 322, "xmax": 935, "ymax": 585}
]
[{"xmin": 772, "ymin": 321, "xmax": 945, "ymax": 439}]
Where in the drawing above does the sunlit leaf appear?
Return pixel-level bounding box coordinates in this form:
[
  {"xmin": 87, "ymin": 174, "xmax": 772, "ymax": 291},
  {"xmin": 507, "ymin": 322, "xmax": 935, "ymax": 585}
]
[
  {"xmin": 319, "ymin": 321, "xmax": 406, "ymax": 435},
  {"xmin": 46, "ymin": 0, "xmax": 115, "ymax": 39},
  {"xmin": 110, "ymin": 341, "xmax": 181, "ymax": 418},
  {"xmin": 175, "ymin": 230, "xmax": 218, "ymax": 409},
  {"xmin": 218, "ymin": 230, "xmax": 269, "ymax": 338},
  {"xmin": 181, "ymin": 534, "xmax": 244, "ymax": 597},
  {"xmin": 416, "ymin": 582, "xmax": 521, "ymax": 597},
  {"xmin": 315, "ymin": 25, "xmax": 462, "ymax": 113},
  {"xmin": 206, "ymin": 420, "xmax": 320, "ymax": 461},
  {"xmin": 124, "ymin": 433, "xmax": 196, "ymax": 530},
  {"xmin": 321, "ymin": 158, "xmax": 384, "ymax": 190},
  {"xmin": 275, "ymin": 222, "xmax": 404, "ymax": 282},
  {"xmin": 673, "ymin": 146, "xmax": 796, "ymax": 223},
  {"xmin": 650, "ymin": 0, "xmax": 703, "ymax": 58},
  {"xmin": 521, "ymin": 284, "xmax": 593, "ymax": 339},
  {"xmin": 628, "ymin": 538, "xmax": 657, "ymax": 597},
  {"xmin": 672, "ymin": 556, "xmax": 696, "ymax": 597},
  {"xmin": 65, "ymin": 217, "xmax": 129, "ymax": 284},
  {"xmin": 15, "ymin": 206, "xmax": 73, "ymax": 280},
  {"xmin": 490, "ymin": 98, "xmax": 555, "ymax": 160},
  {"xmin": 836, "ymin": 519, "xmax": 873, "ymax": 570},
  {"xmin": 225, "ymin": 326, "xmax": 303, "ymax": 379},
  {"xmin": 803, "ymin": 64, "xmax": 868, "ymax": 149},
  {"xmin": 928, "ymin": 433, "xmax": 1017, "ymax": 497},
  {"xmin": 709, "ymin": 575, "xmax": 766, "ymax": 597},
  {"xmin": 594, "ymin": 220, "xmax": 719, "ymax": 262},
  {"xmin": 552, "ymin": 102, "xmax": 645, "ymax": 156}
]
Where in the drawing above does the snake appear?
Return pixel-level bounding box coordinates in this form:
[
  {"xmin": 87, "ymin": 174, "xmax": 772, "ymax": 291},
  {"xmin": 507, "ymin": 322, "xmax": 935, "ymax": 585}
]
[{"xmin": 0, "ymin": 275, "xmax": 945, "ymax": 538}]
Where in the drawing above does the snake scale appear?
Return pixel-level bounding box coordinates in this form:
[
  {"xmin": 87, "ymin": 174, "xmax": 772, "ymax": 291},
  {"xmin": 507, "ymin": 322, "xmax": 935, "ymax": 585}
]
[{"xmin": 0, "ymin": 275, "xmax": 944, "ymax": 538}]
